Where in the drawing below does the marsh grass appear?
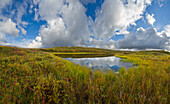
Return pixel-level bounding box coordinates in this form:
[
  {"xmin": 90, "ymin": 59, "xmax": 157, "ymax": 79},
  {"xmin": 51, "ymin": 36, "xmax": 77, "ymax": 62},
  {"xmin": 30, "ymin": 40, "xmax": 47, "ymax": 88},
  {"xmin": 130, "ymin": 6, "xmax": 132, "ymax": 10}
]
[{"xmin": 0, "ymin": 46, "xmax": 169, "ymax": 103}]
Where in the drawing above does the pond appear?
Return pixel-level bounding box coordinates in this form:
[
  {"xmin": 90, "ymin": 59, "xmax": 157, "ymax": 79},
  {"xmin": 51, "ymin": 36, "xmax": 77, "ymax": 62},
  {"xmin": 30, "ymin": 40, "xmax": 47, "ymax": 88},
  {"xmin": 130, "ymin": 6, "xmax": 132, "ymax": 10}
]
[{"xmin": 63, "ymin": 56, "xmax": 133, "ymax": 72}]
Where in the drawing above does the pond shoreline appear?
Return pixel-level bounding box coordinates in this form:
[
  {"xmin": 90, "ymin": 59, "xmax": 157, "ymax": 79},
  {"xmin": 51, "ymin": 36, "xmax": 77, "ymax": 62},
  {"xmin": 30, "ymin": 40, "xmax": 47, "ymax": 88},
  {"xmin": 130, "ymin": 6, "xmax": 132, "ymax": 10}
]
[
  {"xmin": 54, "ymin": 53, "xmax": 115, "ymax": 58},
  {"xmin": 62, "ymin": 56, "xmax": 134, "ymax": 71}
]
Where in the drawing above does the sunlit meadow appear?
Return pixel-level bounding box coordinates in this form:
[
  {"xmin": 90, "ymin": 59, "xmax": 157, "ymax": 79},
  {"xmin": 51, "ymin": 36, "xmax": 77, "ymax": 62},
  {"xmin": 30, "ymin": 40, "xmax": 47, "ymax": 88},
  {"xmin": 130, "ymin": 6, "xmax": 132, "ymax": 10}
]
[{"xmin": 0, "ymin": 46, "xmax": 169, "ymax": 103}]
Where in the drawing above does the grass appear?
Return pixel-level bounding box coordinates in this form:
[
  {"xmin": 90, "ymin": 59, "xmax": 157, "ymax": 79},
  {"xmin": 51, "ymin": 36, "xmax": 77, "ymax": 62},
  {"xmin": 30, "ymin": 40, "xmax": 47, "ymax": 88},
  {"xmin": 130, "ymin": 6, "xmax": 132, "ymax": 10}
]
[
  {"xmin": 54, "ymin": 52, "xmax": 115, "ymax": 58},
  {"xmin": 0, "ymin": 46, "xmax": 169, "ymax": 103}
]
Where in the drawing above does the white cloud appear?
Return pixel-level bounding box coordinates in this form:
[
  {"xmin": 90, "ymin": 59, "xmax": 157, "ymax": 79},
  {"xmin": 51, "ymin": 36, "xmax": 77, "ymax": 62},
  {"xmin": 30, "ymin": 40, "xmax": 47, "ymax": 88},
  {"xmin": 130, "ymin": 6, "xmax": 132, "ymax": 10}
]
[
  {"xmin": 34, "ymin": 8, "xmax": 39, "ymax": 21},
  {"xmin": 0, "ymin": 0, "xmax": 30, "ymax": 36},
  {"xmin": 39, "ymin": 18, "xmax": 66, "ymax": 47},
  {"xmin": 0, "ymin": 0, "xmax": 168, "ymax": 51},
  {"xmin": 145, "ymin": 0, "xmax": 152, "ymax": 5},
  {"xmin": 0, "ymin": 0, "xmax": 19, "ymax": 45},
  {"xmin": 15, "ymin": 2, "xmax": 27, "ymax": 24},
  {"xmin": 93, "ymin": 0, "xmax": 153, "ymax": 39},
  {"xmin": 157, "ymin": 0, "xmax": 166, "ymax": 7},
  {"xmin": 91, "ymin": 26, "xmax": 170, "ymax": 51},
  {"xmin": 29, "ymin": 5, "xmax": 34, "ymax": 13},
  {"xmin": 146, "ymin": 13, "xmax": 156, "ymax": 26},
  {"xmin": 14, "ymin": 1, "xmax": 30, "ymax": 35},
  {"xmin": 20, "ymin": 27, "xmax": 27, "ymax": 35},
  {"xmin": 164, "ymin": 25, "xmax": 170, "ymax": 37},
  {"xmin": 21, "ymin": 21, "xmax": 29, "ymax": 27},
  {"xmin": 0, "ymin": 33, "xmax": 7, "ymax": 43},
  {"xmin": 79, "ymin": 0, "xmax": 96, "ymax": 5},
  {"xmin": 29, "ymin": 0, "xmax": 90, "ymax": 48},
  {"xmin": 33, "ymin": 0, "xmax": 41, "ymax": 5},
  {"xmin": 89, "ymin": 39, "xmax": 116, "ymax": 49},
  {"xmin": 0, "ymin": 18, "xmax": 19, "ymax": 45},
  {"xmin": 87, "ymin": 0, "xmax": 154, "ymax": 49},
  {"xmin": 35, "ymin": 0, "xmax": 63, "ymax": 21},
  {"xmin": 29, "ymin": 0, "xmax": 159, "ymax": 50},
  {"xmin": 117, "ymin": 27, "xmax": 170, "ymax": 50},
  {"xmin": 27, "ymin": 36, "xmax": 42, "ymax": 48},
  {"xmin": 0, "ymin": 18, "xmax": 19, "ymax": 37},
  {"xmin": 0, "ymin": 0, "xmax": 12, "ymax": 13}
]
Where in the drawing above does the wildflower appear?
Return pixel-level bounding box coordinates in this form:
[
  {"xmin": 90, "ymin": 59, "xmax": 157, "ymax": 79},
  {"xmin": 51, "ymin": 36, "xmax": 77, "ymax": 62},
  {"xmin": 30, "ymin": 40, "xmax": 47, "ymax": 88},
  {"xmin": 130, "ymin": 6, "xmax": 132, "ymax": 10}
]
[
  {"xmin": 66, "ymin": 78, "xmax": 70, "ymax": 82},
  {"xmin": 4, "ymin": 83, "xmax": 6, "ymax": 87},
  {"xmin": 41, "ymin": 99, "xmax": 45, "ymax": 104}
]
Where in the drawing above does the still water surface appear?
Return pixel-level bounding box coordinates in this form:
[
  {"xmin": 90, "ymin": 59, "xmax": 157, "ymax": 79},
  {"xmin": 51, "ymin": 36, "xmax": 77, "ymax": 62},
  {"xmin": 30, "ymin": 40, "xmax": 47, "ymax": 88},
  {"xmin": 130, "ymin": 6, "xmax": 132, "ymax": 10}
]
[{"xmin": 63, "ymin": 56, "xmax": 133, "ymax": 71}]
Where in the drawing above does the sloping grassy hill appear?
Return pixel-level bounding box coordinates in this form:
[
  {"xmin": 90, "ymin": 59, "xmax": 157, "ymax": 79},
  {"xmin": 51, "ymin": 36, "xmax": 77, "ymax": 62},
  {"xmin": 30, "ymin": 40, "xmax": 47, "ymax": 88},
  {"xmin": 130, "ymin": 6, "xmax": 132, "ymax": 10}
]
[
  {"xmin": 0, "ymin": 46, "xmax": 169, "ymax": 103},
  {"xmin": 40, "ymin": 46, "xmax": 116, "ymax": 53},
  {"xmin": 41, "ymin": 47, "xmax": 118, "ymax": 58}
]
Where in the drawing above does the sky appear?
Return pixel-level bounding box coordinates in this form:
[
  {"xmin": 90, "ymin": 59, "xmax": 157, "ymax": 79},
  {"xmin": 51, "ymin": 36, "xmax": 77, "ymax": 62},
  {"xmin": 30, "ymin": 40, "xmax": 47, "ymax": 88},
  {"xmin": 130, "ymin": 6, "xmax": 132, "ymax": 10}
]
[{"xmin": 0, "ymin": 0, "xmax": 170, "ymax": 51}]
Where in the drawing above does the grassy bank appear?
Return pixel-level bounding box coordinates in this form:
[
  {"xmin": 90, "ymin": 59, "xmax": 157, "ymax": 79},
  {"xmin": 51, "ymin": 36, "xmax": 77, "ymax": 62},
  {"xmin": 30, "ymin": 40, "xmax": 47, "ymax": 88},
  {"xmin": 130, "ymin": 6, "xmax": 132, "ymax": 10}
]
[{"xmin": 0, "ymin": 46, "xmax": 169, "ymax": 103}]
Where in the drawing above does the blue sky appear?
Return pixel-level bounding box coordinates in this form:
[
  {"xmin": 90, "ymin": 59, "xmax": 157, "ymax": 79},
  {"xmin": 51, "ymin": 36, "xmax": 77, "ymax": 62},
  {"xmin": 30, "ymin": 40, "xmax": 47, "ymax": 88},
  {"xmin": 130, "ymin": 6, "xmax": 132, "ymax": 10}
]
[{"xmin": 0, "ymin": 0, "xmax": 169, "ymax": 51}]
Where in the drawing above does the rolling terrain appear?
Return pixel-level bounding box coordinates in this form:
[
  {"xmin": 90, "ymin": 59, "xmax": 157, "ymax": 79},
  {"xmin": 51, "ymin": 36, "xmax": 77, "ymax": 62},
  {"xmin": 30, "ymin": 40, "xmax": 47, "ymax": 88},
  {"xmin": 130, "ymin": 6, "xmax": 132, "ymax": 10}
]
[{"xmin": 0, "ymin": 46, "xmax": 169, "ymax": 103}]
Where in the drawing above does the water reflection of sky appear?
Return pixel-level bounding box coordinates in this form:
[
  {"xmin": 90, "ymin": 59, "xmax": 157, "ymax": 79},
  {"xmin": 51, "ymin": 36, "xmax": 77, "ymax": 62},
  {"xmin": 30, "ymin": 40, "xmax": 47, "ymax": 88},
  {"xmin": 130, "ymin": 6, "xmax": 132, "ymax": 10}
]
[{"xmin": 63, "ymin": 56, "xmax": 133, "ymax": 71}]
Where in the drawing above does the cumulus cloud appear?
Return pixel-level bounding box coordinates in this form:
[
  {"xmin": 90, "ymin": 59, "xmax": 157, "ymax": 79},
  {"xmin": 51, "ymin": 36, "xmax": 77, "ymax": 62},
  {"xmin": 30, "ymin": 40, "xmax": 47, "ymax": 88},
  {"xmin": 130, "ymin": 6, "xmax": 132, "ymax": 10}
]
[
  {"xmin": 0, "ymin": 0, "xmax": 168, "ymax": 51},
  {"xmin": 146, "ymin": 13, "xmax": 156, "ymax": 26},
  {"xmin": 35, "ymin": 0, "xmax": 63, "ymax": 21},
  {"xmin": 92, "ymin": 0, "xmax": 153, "ymax": 40},
  {"xmin": 0, "ymin": 0, "xmax": 29, "ymax": 36},
  {"xmin": 89, "ymin": 39, "xmax": 116, "ymax": 49},
  {"xmin": 0, "ymin": 0, "xmax": 17, "ymax": 45},
  {"xmin": 29, "ymin": 0, "xmax": 90, "ymax": 48},
  {"xmin": 27, "ymin": 0, "xmax": 170, "ymax": 51},
  {"xmin": 0, "ymin": 18, "xmax": 19, "ymax": 45},
  {"xmin": 145, "ymin": 0, "xmax": 152, "ymax": 5},
  {"xmin": 164, "ymin": 25, "xmax": 170, "ymax": 37},
  {"xmin": 27, "ymin": 36, "xmax": 42, "ymax": 48},
  {"xmin": 117, "ymin": 27, "xmax": 170, "ymax": 50},
  {"xmin": 87, "ymin": 0, "xmax": 155, "ymax": 49},
  {"xmin": 0, "ymin": 18, "xmax": 19, "ymax": 37},
  {"xmin": 29, "ymin": 0, "xmax": 153, "ymax": 48}
]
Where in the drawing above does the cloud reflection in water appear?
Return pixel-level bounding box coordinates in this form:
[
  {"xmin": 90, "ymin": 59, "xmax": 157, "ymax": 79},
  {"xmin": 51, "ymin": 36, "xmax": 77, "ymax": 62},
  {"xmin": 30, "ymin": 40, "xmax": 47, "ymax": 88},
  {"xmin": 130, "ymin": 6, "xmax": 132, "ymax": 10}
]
[{"xmin": 63, "ymin": 56, "xmax": 133, "ymax": 71}]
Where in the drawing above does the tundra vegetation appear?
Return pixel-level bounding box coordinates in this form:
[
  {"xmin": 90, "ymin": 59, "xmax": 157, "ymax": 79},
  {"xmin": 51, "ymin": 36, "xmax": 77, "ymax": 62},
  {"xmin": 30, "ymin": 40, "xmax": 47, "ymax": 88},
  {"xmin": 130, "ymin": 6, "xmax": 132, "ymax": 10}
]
[{"xmin": 0, "ymin": 46, "xmax": 169, "ymax": 104}]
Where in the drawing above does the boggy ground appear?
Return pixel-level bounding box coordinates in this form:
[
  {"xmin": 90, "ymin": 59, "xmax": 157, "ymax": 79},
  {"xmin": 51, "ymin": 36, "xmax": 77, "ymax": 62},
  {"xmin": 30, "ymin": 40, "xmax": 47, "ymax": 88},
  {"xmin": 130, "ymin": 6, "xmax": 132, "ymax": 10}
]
[{"xmin": 0, "ymin": 46, "xmax": 169, "ymax": 104}]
